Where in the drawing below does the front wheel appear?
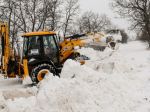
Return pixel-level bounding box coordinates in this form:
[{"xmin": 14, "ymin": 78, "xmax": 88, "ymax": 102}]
[{"xmin": 30, "ymin": 64, "xmax": 56, "ymax": 83}]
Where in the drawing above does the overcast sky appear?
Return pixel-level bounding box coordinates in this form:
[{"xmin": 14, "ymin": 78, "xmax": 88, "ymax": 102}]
[{"xmin": 79, "ymin": 0, "xmax": 130, "ymax": 31}]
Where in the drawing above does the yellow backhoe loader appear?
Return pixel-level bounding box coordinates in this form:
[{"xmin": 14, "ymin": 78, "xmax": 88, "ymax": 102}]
[{"xmin": 0, "ymin": 22, "xmax": 87, "ymax": 83}]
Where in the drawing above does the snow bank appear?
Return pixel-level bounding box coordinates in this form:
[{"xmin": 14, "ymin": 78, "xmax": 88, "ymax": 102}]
[
  {"xmin": 61, "ymin": 59, "xmax": 102, "ymax": 83},
  {"xmin": 1, "ymin": 41, "xmax": 150, "ymax": 112},
  {"xmin": 78, "ymin": 46, "xmax": 133, "ymax": 74},
  {"xmin": 33, "ymin": 74, "xmax": 100, "ymax": 112},
  {"xmin": 6, "ymin": 96, "xmax": 36, "ymax": 112}
]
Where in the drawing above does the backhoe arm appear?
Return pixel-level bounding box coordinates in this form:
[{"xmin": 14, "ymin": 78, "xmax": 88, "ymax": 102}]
[{"xmin": 0, "ymin": 22, "xmax": 10, "ymax": 75}]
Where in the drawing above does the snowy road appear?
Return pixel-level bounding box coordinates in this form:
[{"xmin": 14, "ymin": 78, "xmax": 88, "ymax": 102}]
[
  {"xmin": 1, "ymin": 41, "xmax": 150, "ymax": 112},
  {"xmin": 0, "ymin": 77, "xmax": 23, "ymax": 90}
]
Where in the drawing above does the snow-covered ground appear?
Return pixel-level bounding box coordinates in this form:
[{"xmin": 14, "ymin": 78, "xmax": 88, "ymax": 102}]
[{"xmin": 1, "ymin": 41, "xmax": 150, "ymax": 112}]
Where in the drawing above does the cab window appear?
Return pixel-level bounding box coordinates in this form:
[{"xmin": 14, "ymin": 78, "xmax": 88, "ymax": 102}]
[
  {"xmin": 43, "ymin": 35, "xmax": 58, "ymax": 63},
  {"xmin": 28, "ymin": 36, "xmax": 41, "ymax": 56},
  {"xmin": 23, "ymin": 37, "xmax": 28, "ymax": 57}
]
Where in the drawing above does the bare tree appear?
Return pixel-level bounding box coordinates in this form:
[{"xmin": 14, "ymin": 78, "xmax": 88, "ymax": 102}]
[
  {"xmin": 78, "ymin": 11, "xmax": 113, "ymax": 33},
  {"xmin": 0, "ymin": 0, "xmax": 20, "ymax": 47},
  {"xmin": 62, "ymin": 0, "xmax": 79, "ymax": 37},
  {"xmin": 39, "ymin": 0, "xmax": 63, "ymax": 31},
  {"xmin": 112, "ymin": 0, "xmax": 150, "ymax": 43},
  {"xmin": 0, "ymin": 0, "xmax": 63, "ymax": 47}
]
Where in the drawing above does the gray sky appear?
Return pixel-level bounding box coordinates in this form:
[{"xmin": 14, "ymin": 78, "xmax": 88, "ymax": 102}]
[{"xmin": 79, "ymin": 0, "xmax": 130, "ymax": 30}]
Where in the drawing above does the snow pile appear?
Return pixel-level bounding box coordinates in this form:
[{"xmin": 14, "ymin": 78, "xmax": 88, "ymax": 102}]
[
  {"xmin": 0, "ymin": 91, "xmax": 35, "ymax": 112},
  {"xmin": 61, "ymin": 59, "xmax": 102, "ymax": 83},
  {"xmin": 1, "ymin": 41, "xmax": 150, "ymax": 112},
  {"xmin": 6, "ymin": 96, "xmax": 36, "ymax": 112},
  {"xmin": 32, "ymin": 74, "xmax": 100, "ymax": 112},
  {"xmin": 78, "ymin": 46, "xmax": 133, "ymax": 74}
]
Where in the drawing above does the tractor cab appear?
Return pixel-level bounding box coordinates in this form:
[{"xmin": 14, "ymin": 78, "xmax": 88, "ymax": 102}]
[
  {"xmin": 22, "ymin": 31, "xmax": 60, "ymax": 65},
  {"xmin": 22, "ymin": 31, "xmax": 61, "ymax": 82}
]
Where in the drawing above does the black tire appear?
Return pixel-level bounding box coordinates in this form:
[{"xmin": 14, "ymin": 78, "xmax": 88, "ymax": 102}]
[{"xmin": 30, "ymin": 63, "xmax": 56, "ymax": 83}]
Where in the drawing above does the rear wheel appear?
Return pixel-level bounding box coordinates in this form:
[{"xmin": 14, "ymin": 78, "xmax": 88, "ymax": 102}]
[{"xmin": 30, "ymin": 64, "xmax": 56, "ymax": 83}]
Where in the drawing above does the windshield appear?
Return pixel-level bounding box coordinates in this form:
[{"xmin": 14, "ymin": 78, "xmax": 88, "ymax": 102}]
[
  {"xmin": 43, "ymin": 35, "xmax": 58, "ymax": 63},
  {"xmin": 28, "ymin": 36, "xmax": 41, "ymax": 55},
  {"xmin": 23, "ymin": 36, "xmax": 41, "ymax": 57}
]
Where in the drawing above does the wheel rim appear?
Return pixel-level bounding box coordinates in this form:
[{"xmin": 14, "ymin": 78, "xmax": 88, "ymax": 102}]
[{"xmin": 37, "ymin": 69, "xmax": 50, "ymax": 81}]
